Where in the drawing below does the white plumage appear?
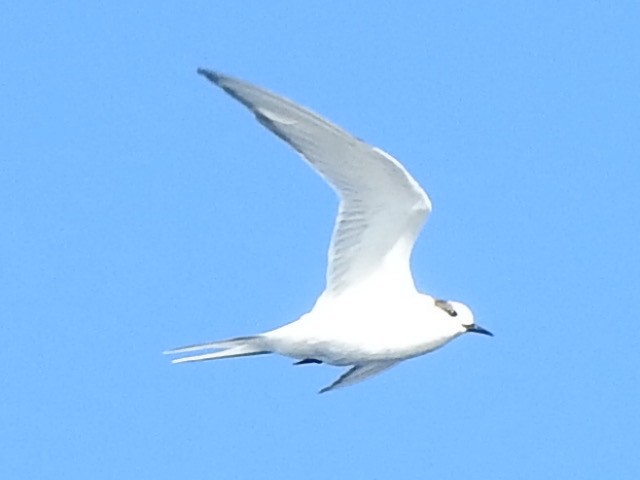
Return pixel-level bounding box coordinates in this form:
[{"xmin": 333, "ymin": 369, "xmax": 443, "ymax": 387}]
[{"xmin": 165, "ymin": 70, "xmax": 492, "ymax": 393}]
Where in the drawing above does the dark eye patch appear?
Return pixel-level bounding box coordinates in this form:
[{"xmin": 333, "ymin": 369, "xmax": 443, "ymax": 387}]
[{"xmin": 435, "ymin": 299, "xmax": 458, "ymax": 317}]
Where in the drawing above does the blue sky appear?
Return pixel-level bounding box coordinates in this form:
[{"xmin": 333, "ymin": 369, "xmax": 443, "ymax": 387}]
[{"xmin": 2, "ymin": 1, "xmax": 639, "ymax": 478}]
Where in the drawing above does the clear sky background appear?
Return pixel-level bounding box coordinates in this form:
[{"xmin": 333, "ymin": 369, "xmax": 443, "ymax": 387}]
[{"xmin": 2, "ymin": 1, "xmax": 639, "ymax": 478}]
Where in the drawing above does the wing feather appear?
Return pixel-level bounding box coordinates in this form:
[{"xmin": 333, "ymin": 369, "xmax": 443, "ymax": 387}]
[
  {"xmin": 198, "ymin": 69, "xmax": 431, "ymax": 295},
  {"xmin": 319, "ymin": 361, "xmax": 400, "ymax": 393}
]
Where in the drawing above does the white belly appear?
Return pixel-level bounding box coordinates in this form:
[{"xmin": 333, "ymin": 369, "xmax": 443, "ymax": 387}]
[{"xmin": 263, "ymin": 294, "xmax": 459, "ymax": 365}]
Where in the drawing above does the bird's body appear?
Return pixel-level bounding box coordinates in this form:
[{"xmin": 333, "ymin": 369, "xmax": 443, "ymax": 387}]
[
  {"xmin": 266, "ymin": 292, "xmax": 462, "ymax": 365},
  {"xmin": 166, "ymin": 69, "xmax": 492, "ymax": 393}
]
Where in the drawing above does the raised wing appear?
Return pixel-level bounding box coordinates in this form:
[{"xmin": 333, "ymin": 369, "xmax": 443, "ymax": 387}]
[{"xmin": 198, "ymin": 69, "xmax": 431, "ymax": 295}]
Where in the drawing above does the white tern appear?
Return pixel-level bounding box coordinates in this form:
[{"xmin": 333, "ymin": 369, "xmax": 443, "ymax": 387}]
[{"xmin": 165, "ymin": 69, "xmax": 492, "ymax": 393}]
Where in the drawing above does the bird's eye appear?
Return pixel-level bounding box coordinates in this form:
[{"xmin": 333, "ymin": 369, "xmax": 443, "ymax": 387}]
[{"xmin": 435, "ymin": 299, "xmax": 458, "ymax": 317}]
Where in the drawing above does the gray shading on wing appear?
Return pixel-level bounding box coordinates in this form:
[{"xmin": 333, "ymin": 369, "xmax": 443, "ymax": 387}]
[
  {"xmin": 319, "ymin": 361, "xmax": 400, "ymax": 393},
  {"xmin": 198, "ymin": 69, "xmax": 431, "ymax": 295}
]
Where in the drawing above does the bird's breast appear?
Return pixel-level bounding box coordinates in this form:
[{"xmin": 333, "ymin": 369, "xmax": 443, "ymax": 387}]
[{"xmin": 266, "ymin": 301, "xmax": 457, "ymax": 364}]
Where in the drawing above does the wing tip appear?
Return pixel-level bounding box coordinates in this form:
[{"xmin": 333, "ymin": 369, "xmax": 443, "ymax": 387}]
[{"xmin": 197, "ymin": 68, "xmax": 222, "ymax": 85}]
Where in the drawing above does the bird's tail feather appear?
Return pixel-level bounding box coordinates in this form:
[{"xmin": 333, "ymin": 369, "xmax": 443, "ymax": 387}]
[{"xmin": 164, "ymin": 335, "xmax": 270, "ymax": 364}]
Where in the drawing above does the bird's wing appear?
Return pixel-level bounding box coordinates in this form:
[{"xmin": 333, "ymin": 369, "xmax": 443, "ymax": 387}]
[
  {"xmin": 319, "ymin": 361, "xmax": 400, "ymax": 393},
  {"xmin": 199, "ymin": 69, "xmax": 431, "ymax": 295}
]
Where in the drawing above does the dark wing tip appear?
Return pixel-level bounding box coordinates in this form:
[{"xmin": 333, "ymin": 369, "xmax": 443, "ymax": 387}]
[
  {"xmin": 197, "ymin": 68, "xmax": 222, "ymax": 85},
  {"xmin": 318, "ymin": 385, "xmax": 333, "ymax": 394},
  {"xmin": 196, "ymin": 68, "xmax": 250, "ymax": 109}
]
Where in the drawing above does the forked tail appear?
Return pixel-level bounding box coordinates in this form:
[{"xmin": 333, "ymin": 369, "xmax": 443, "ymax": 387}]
[{"xmin": 164, "ymin": 335, "xmax": 271, "ymax": 364}]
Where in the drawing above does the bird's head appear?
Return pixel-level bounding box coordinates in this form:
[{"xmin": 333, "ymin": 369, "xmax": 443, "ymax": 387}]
[{"xmin": 434, "ymin": 299, "xmax": 493, "ymax": 337}]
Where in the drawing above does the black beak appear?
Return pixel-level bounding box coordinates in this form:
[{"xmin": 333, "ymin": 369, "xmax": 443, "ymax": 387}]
[{"xmin": 466, "ymin": 324, "xmax": 493, "ymax": 337}]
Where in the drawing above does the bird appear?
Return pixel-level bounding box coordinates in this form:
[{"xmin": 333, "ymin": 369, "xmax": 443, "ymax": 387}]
[{"xmin": 165, "ymin": 69, "xmax": 493, "ymax": 393}]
